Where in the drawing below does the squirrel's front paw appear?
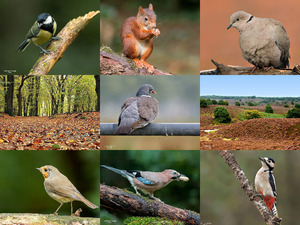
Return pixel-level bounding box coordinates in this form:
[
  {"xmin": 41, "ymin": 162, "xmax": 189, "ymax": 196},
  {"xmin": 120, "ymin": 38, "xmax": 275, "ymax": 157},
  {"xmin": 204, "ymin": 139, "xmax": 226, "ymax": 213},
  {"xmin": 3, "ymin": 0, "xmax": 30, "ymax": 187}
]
[{"xmin": 152, "ymin": 29, "xmax": 160, "ymax": 37}]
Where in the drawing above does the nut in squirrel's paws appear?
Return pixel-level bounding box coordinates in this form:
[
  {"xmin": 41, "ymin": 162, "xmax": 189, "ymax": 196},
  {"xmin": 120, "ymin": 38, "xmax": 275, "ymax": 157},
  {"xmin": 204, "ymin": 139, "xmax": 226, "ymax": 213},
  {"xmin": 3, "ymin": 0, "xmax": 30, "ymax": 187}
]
[{"xmin": 153, "ymin": 29, "xmax": 160, "ymax": 37}]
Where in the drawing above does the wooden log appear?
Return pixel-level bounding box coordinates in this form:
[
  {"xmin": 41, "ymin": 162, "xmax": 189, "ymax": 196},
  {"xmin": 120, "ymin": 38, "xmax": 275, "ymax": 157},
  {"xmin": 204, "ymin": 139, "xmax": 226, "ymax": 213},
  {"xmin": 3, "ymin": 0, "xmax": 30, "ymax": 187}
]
[
  {"xmin": 100, "ymin": 184, "xmax": 200, "ymax": 225},
  {"xmin": 100, "ymin": 47, "xmax": 173, "ymax": 75},
  {"xmin": 200, "ymin": 59, "xmax": 300, "ymax": 75},
  {"xmin": 0, "ymin": 213, "xmax": 99, "ymax": 225}
]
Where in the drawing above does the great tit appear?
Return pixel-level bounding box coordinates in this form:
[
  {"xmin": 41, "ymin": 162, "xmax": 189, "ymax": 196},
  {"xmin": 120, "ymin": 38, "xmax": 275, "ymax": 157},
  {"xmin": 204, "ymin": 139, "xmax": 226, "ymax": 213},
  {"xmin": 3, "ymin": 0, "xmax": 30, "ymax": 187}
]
[{"xmin": 17, "ymin": 13, "xmax": 60, "ymax": 54}]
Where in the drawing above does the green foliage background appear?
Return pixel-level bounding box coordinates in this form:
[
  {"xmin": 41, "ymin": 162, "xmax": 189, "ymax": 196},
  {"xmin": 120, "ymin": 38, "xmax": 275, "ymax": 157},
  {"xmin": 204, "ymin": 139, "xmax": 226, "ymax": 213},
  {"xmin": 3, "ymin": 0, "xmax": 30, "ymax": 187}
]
[{"xmin": 0, "ymin": 151, "xmax": 99, "ymax": 217}]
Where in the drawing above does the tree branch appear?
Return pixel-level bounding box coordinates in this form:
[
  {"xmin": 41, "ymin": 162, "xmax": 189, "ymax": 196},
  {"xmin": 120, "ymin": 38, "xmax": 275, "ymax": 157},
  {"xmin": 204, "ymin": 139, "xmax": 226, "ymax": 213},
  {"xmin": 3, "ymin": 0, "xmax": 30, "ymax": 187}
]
[
  {"xmin": 0, "ymin": 213, "xmax": 99, "ymax": 225},
  {"xmin": 100, "ymin": 47, "xmax": 173, "ymax": 75},
  {"xmin": 219, "ymin": 150, "xmax": 282, "ymax": 225},
  {"xmin": 100, "ymin": 184, "xmax": 200, "ymax": 224},
  {"xmin": 29, "ymin": 11, "xmax": 100, "ymax": 75},
  {"xmin": 200, "ymin": 59, "xmax": 300, "ymax": 75}
]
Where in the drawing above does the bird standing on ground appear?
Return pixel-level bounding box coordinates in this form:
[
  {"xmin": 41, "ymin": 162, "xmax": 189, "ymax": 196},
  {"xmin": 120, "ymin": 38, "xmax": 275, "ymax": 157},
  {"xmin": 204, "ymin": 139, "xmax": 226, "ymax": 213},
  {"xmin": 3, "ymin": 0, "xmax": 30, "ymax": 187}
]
[
  {"xmin": 114, "ymin": 84, "xmax": 159, "ymax": 135},
  {"xmin": 255, "ymin": 157, "xmax": 278, "ymax": 216},
  {"xmin": 37, "ymin": 165, "xmax": 98, "ymax": 215},
  {"xmin": 227, "ymin": 11, "xmax": 290, "ymax": 70},
  {"xmin": 101, "ymin": 165, "xmax": 189, "ymax": 202},
  {"xmin": 17, "ymin": 13, "xmax": 60, "ymax": 54}
]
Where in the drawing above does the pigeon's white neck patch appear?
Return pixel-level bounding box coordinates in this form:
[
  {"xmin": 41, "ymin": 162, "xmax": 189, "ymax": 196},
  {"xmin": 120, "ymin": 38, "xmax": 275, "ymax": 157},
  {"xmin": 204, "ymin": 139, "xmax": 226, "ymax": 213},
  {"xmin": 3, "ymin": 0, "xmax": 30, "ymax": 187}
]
[
  {"xmin": 141, "ymin": 95, "xmax": 151, "ymax": 98},
  {"xmin": 44, "ymin": 16, "xmax": 53, "ymax": 25}
]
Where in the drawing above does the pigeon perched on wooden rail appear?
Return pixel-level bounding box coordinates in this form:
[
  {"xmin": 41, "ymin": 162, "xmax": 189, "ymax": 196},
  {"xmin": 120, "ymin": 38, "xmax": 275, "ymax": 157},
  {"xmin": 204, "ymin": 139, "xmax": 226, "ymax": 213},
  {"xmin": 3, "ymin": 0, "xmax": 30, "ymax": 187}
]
[
  {"xmin": 101, "ymin": 165, "xmax": 189, "ymax": 202},
  {"xmin": 114, "ymin": 84, "xmax": 159, "ymax": 135},
  {"xmin": 227, "ymin": 11, "xmax": 290, "ymax": 70}
]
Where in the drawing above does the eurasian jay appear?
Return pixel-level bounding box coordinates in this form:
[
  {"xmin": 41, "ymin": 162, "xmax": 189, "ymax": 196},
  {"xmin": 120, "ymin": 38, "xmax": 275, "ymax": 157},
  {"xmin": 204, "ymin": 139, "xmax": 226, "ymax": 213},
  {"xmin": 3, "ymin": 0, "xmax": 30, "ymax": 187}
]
[{"xmin": 101, "ymin": 165, "xmax": 189, "ymax": 202}]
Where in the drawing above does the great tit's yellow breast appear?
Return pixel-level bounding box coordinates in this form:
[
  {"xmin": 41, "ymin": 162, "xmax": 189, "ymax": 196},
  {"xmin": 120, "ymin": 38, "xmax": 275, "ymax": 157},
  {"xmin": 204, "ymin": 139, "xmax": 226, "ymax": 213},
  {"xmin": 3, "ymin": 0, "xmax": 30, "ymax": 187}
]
[
  {"xmin": 53, "ymin": 20, "xmax": 57, "ymax": 36},
  {"xmin": 31, "ymin": 30, "xmax": 52, "ymax": 45}
]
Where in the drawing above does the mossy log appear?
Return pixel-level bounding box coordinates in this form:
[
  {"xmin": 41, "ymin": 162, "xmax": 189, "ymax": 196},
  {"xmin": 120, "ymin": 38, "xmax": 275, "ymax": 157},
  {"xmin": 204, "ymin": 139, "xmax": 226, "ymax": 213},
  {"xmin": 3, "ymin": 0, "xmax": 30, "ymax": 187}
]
[
  {"xmin": 29, "ymin": 11, "xmax": 100, "ymax": 75},
  {"xmin": 0, "ymin": 213, "xmax": 99, "ymax": 225},
  {"xmin": 100, "ymin": 184, "xmax": 200, "ymax": 225},
  {"xmin": 200, "ymin": 59, "xmax": 300, "ymax": 75},
  {"xmin": 100, "ymin": 47, "xmax": 173, "ymax": 75}
]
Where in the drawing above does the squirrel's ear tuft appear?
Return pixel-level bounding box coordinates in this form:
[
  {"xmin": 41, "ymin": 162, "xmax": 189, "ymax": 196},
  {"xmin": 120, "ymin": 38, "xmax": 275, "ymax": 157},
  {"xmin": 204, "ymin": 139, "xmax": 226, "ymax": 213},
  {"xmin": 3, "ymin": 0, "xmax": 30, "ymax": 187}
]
[
  {"xmin": 149, "ymin": 4, "xmax": 153, "ymax": 11},
  {"xmin": 139, "ymin": 6, "xmax": 145, "ymax": 14}
]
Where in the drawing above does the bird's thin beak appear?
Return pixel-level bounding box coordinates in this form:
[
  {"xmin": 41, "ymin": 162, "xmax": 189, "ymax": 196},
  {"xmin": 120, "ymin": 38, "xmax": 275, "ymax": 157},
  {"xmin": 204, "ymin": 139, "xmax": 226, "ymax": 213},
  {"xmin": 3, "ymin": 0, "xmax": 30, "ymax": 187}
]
[
  {"xmin": 152, "ymin": 90, "xmax": 156, "ymax": 94},
  {"xmin": 179, "ymin": 174, "xmax": 189, "ymax": 182},
  {"xmin": 227, "ymin": 24, "xmax": 232, "ymax": 29},
  {"xmin": 258, "ymin": 157, "xmax": 264, "ymax": 161},
  {"xmin": 36, "ymin": 168, "xmax": 41, "ymax": 171}
]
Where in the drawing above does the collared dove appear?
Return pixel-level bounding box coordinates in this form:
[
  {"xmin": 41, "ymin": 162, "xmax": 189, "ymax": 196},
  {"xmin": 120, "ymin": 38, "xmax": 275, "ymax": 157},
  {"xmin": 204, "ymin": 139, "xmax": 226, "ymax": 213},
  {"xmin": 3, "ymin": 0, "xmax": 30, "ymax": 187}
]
[
  {"xmin": 114, "ymin": 84, "xmax": 159, "ymax": 135},
  {"xmin": 227, "ymin": 11, "xmax": 290, "ymax": 69}
]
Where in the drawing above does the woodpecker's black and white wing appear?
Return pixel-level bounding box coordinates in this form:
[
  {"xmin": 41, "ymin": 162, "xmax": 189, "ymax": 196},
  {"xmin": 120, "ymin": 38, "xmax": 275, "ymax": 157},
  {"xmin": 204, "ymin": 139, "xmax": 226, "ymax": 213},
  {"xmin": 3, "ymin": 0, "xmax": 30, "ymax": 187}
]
[{"xmin": 269, "ymin": 171, "xmax": 278, "ymax": 216}]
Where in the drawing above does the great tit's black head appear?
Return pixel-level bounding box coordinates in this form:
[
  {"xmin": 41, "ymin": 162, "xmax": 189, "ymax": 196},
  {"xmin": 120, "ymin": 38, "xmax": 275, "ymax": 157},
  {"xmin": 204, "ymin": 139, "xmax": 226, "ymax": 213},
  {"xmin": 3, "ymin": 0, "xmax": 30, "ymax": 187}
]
[{"xmin": 37, "ymin": 13, "xmax": 55, "ymax": 33}]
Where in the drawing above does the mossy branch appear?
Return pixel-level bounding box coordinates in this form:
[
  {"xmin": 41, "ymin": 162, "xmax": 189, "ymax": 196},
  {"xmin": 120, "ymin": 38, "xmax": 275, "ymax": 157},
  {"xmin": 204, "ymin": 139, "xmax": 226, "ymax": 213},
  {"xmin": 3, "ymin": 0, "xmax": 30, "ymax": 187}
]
[
  {"xmin": 28, "ymin": 10, "xmax": 100, "ymax": 75},
  {"xmin": 219, "ymin": 150, "xmax": 282, "ymax": 225},
  {"xmin": 100, "ymin": 183, "xmax": 200, "ymax": 225},
  {"xmin": 200, "ymin": 59, "xmax": 300, "ymax": 75},
  {"xmin": 100, "ymin": 46, "xmax": 173, "ymax": 75},
  {"xmin": 0, "ymin": 213, "xmax": 99, "ymax": 225}
]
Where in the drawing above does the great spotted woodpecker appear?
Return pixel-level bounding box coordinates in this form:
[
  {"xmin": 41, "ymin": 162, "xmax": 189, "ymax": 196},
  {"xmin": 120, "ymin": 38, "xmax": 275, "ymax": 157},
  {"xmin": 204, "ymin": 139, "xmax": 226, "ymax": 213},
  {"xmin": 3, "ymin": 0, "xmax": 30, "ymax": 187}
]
[{"xmin": 255, "ymin": 157, "xmax": 278, "ymax": 216}]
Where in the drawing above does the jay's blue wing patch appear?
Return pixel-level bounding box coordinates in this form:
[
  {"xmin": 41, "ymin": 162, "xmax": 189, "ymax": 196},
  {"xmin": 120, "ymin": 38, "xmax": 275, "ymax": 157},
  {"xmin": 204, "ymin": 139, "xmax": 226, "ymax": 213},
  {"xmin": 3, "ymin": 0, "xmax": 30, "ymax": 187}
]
[
  {"xmin": 136, "ymin": 176, "xmax": 154, "ymax": 185},
  {"xmin": 127, "ymin": 170, "xmax": 155, "ymax": 185}
]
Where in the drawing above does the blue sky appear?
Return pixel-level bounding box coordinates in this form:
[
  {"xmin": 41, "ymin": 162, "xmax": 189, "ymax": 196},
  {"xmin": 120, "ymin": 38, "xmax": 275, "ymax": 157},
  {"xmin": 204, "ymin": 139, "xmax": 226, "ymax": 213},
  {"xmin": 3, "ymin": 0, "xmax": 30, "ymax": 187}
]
[{"xmin": 200, "ymin": 76, "xmax": 300, "ymax": 97}]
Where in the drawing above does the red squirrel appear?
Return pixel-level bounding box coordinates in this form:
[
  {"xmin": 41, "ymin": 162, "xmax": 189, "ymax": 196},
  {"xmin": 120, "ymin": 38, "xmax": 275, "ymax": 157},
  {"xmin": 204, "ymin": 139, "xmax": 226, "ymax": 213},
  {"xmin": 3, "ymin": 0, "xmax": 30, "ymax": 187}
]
[{"xmin": 121, "ymin": 4, "xmax": 160, "ymax": 73}]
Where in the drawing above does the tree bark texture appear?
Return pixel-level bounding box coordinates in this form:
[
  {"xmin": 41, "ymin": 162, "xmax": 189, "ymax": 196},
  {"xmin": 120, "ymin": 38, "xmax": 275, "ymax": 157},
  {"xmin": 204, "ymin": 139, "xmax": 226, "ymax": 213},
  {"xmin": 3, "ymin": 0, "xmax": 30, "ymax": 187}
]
[
  {"xmin": 5, "ymin": 75, "xmax": 14, "ymax": 116},
  {"xmin": 0, "ymin": 213, "xmax": 99, "ymax": 225},
  {"xmin": 100, "ymin": 184, "xmax": 200, "ymax": 225},
  {"xmin": 29, "ymin": 11, "xmax": 100, "ymax": 75},
  {"xmin": 100, "ymin": 48, "xmax": 173, "ymax": 75},
  {"xmin": 94, "ymin": 75, "xmax": 100, "ymax": 112},
  {"xmin": 219, "ymin": 150, "xmax": 282, "ymax": 225},
  {"xmin": 200, "ymin": 60, "xmax": 300, "ymax": 75}
]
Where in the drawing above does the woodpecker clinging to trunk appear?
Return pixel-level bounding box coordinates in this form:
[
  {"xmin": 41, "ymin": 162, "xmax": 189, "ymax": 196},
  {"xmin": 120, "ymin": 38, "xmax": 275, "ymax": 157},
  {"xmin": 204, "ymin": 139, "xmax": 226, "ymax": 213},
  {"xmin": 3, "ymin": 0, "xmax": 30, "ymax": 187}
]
[{"xmin": 255, "ymin": 157, "xmax": 278, "ymax": 217}]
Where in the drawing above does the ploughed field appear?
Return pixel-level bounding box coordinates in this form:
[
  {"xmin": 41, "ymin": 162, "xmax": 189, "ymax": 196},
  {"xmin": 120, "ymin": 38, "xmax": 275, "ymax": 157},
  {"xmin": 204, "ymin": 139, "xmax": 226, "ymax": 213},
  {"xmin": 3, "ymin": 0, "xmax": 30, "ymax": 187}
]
[{"xmin": 200, "ymin": 105, "xmax": 300, "ymax": 150}]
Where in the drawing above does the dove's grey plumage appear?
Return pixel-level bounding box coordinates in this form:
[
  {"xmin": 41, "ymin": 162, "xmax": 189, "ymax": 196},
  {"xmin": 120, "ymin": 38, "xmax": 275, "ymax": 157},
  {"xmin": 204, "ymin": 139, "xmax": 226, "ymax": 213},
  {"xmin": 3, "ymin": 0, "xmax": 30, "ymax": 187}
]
[
  {"xmin": 227, "ymin": 11, "xmax": 290, "ymax": 69},
  {"xmin": 114, "ymin": 84, "xmax": 159, "ymax": 135}
]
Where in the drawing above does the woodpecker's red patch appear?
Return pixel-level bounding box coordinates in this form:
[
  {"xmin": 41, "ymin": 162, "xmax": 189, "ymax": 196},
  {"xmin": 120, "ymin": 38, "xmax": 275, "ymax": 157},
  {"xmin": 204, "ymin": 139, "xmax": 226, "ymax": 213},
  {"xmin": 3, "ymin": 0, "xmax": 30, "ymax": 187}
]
[{"xmin": 258, "ymin": 191, "xmax": 275, "ymax": 210}]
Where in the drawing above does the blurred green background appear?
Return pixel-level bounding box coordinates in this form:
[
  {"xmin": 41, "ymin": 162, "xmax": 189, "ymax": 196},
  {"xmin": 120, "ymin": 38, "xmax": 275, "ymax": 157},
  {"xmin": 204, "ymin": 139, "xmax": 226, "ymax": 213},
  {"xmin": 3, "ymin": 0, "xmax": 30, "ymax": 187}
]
[
  {"xmin": 201, "ymin": 150, "xmax": 300, "ymax": 225},
  {"xmin": 0, "ymin": 0, "xmax": 99, "ymax": 75},
  {"xmin": 100, "ymin": 0, "xmax": 199, "ymax": 75},
  {"xmin": 0, "ymin": 150, "xmax": 99, "ymax": 217},
  {"xmin": 100, "ymin": 150, "xmax": 200, "ymax": 224},
  {"xmin": 100, "ymin": 75, "xmax": 200, "ymax": 150}
]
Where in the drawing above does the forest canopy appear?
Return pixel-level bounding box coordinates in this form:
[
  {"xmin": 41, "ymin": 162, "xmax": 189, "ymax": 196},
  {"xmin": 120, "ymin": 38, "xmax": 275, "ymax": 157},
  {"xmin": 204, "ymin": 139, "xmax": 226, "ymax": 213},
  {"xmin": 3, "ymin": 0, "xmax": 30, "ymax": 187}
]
[{"xmin": 0, "ymin": 75, "xmax": 100, "ymax": 116}]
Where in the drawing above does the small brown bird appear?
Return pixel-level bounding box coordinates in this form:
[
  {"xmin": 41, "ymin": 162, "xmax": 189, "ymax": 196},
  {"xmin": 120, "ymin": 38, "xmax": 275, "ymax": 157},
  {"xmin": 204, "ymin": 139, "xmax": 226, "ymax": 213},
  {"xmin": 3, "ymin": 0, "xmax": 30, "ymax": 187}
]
[{"xmin": 36, "ymin": 165, "xmax": 98, "ymax": 215}]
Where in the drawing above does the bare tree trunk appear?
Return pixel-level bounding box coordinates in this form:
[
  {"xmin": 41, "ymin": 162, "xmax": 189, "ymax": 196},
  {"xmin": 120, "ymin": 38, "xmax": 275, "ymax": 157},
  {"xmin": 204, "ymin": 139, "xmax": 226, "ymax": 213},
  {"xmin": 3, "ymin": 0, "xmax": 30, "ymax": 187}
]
[
  {"xmin": 5, "ymin": 75, "xmax": 14, "ymax": 116},
  {"xmin": 94, "ymin": 75, "xmax": 100, "ymax": 112}
]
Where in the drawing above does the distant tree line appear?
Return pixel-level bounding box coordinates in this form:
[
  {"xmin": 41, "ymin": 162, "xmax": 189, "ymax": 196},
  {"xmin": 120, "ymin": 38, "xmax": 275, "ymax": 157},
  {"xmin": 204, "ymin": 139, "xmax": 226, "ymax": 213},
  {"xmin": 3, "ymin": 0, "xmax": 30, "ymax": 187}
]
[{"xmin": 202, "ymin": 95, "xmax": 300, "ymax": 102}]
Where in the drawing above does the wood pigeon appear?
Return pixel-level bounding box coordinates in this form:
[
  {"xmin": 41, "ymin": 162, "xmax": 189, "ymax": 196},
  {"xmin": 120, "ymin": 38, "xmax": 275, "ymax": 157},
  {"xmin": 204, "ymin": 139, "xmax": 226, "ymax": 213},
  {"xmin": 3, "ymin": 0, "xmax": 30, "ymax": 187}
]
[
  {"xmin": 114, "ymin": 84, "xmax": 159, "ymax": 135},
  {"xmin": 101, "ymin": 165, "xmax": 189, "ymax": 202}
]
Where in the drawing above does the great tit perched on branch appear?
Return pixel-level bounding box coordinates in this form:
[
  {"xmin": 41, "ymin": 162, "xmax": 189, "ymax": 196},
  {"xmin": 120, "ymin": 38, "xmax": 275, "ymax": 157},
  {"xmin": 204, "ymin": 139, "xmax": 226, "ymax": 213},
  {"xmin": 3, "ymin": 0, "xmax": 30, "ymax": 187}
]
[{"xmin": 17, "ymin": 13, "xmax": 60, "ymax": 54}]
